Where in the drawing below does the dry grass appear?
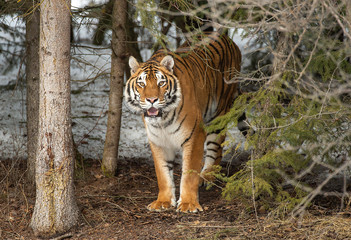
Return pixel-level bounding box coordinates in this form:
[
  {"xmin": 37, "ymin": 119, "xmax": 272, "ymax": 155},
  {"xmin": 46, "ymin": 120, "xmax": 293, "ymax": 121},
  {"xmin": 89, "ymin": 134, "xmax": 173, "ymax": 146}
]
[{"xmin": 1, "ymin": 158, "xmax": 351, "ymax": 240}]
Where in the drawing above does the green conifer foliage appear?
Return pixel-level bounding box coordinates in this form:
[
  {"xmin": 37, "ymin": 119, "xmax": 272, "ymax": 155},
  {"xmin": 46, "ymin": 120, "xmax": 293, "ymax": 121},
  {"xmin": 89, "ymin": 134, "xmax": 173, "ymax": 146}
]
[{"xmin": 207, "ymin": 0, "xmax": 351, "ymax": 213}]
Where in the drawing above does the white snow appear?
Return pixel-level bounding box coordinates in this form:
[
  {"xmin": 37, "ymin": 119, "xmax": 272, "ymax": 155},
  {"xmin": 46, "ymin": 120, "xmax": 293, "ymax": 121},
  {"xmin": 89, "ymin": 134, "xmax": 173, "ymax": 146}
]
[
  {"xmin": 0, "ymin": 45, "xmax": 152, "ymax": 161},
  {"xmin": 0, "ymin": 4, "xmax": 247, "ymax": 163}
]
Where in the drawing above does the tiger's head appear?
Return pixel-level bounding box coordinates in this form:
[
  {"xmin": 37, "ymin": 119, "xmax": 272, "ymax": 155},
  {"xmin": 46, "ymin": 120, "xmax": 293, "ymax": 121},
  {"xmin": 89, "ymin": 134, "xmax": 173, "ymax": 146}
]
[{"xmin": 124, "ymin": 55, "xmax": 181, "ymax": 120}]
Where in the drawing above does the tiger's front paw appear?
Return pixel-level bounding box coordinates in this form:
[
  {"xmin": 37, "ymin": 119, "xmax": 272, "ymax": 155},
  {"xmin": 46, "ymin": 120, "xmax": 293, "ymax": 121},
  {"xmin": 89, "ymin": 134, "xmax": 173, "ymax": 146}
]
[
  {"xmin": 176, "ymin": 201, "xmax": 203, "ymax": 213},
  {"xmin": 147, "ymin": 200, "xmax": 174, "ymax": 212}
]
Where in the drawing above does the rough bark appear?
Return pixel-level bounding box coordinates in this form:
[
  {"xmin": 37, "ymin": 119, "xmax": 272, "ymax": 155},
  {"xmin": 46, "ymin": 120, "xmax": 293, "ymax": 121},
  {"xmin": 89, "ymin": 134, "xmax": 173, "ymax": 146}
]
[
  {"xmin": 102, "ymin": 0, "xmax": 128, "ymax": 176},
  {"xmin": 25, "ymin": 3, "xmax": 40, "ymax": 184},
  {"xmin": 30, "ymin": 0, "xmax": 79, "ymax": 237}
]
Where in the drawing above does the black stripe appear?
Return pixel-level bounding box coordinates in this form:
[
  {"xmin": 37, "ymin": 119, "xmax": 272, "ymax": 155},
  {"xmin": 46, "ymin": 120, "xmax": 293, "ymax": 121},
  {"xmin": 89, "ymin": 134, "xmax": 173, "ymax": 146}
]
[
  {"xmin": 126, "ymin": 81, "xmax": 131, "ymax": 94},
  {"xmin": 162, "ymin": 111, "xmax": 170, "ymax": 120},
  {"xmin": 207, "ymin": 128, "xmax": 224, "ymax": 135},
  {"xmin": 204, "ymin": 95, "xmax": 211, "ymax": 119},
  {"xmin": 171, "ymin": 114, "xmax": 187, "ymax": 134},
  {"xmin": 194, "ymin": 45, "xmax": 208, "ymax": 60},
  {"xmin": 127, "ymin": 98, "xmax": 140, "ymax": 109},
  {"xmin": 174, "ymin": 64, "xmax": 182, "ymax": 73},
  {"xmin": 184, "ymin": 55, "xmax": 200, "ymax": 71},
  {"xmin": 209, "ymin": 43, "xmax": 220, "ymax": 56},
  {"xmin": 174, "ymin": 55, "xmax": 191, "ymax": 69},
  {"xmin": 171, "ymin": 76, "xmax": 178, "ymax": 95},
  {"xmin": 205, "ymin": 155, "xmax": 216, "ymax": 160},
  {"xmin": 208, "ymin": 34, "xmax": 226, "ymax": 54},
  {"xmin": 164, "ymin": 110, "xmax": 176, "ymax": 128},
  {"xmin": 177, "ymin": 96, "xmax": 184, "ymax": 116},
  {"xmin": 216, "ymin": 39, "xmax": 226, "ymax": 73},
  {"xmin": 214, "ymin": 38, "xmax": 225, "ymax": 57},
  {"xmin": 222, "ymin": 84, "xmax": 232, "ymax": 102},
  {"xmin": 167, "ymin": 95, "xmax": 178, "ymax": 106},
  {"xmin": 164, "ymin": 161, "xmax": 174, "ymax": 171},
  {"xmin": 181, "ymin": 119, "xmax": 197, "ymax": 147},
  {"xmin": 217, "ymin": 70, "xmax": 224, "ymax": 97},
  {"xmin": 224, "ymin": 37, "xmax": 234, "ymax": 79},
  {"xmin": 131, "ymin": 80, "xmax": 136, "ymax": 92},
  {"xmin": 220, "ymin": 38, "xmax": 230, "ymax": 73},
  {"xmin": 168, "ymin": 76, "xmax": 173, "ymax": 94},
  {"xmin": 202, "ymin": 44, "xmax": 215, "ymax": 59},
  {"xmin": 206, "ymin": 141, "xmax": 221, "ymax": 148},
  {"xmin": 188, "ymin": 54, "xmax": 205, "ymax": 72},
  {"xmin": 207, "ymin": 148, "xmax": 218, "ymax": 153},
  {"xmin": 150, "ymin": 123, "xmax": 160, "ymax": 129}
]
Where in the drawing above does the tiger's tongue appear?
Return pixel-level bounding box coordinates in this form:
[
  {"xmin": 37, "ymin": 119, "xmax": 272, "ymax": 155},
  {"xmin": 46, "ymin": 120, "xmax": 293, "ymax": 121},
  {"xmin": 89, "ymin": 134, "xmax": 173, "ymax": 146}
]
[{"xmin": 147, "ymin": 107, "xmax": 159, "ymax": 116}]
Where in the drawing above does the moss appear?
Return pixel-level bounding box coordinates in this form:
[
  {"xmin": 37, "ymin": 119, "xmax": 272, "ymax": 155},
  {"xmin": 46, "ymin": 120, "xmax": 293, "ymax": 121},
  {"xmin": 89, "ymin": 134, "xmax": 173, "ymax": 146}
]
[{"xmin": 101, "ymin": 164, "xmax": 115, "ymax": 178}]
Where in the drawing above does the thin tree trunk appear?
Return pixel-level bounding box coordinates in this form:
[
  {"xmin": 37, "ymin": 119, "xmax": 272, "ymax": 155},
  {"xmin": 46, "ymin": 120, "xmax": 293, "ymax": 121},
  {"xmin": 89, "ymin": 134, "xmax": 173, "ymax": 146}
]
[
  {"xmin": 102, "ymin": 0, "xmax": 128, "ymax": 176},
  {"xmin": 30, "ymin": 0, "xmax": 79, "ymax": 237},
  {"xmin": 126, "ymin": 1, "xmax": 142, "ymax": 68},
  {"xmin": 346, "ymin": 0, "xmax": 351, "ymax": 46},
  {"xmin": 25, "ymin": 2, "xmax": 40, "ymax": 184}
]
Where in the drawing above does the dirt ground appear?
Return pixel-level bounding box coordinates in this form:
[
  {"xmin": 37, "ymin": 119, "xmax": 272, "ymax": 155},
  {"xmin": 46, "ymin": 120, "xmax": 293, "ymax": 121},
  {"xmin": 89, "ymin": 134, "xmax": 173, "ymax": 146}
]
[{"xmin": 1, "ymin": 158, "xmax": 351, "ymax": 240}]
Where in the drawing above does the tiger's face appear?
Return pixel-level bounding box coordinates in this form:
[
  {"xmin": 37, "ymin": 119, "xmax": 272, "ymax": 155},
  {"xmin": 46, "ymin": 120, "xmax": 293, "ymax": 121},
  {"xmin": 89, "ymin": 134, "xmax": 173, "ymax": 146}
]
[{"xmin": 124, "ymin": 55, "xmax": 181, "ymax": 120}]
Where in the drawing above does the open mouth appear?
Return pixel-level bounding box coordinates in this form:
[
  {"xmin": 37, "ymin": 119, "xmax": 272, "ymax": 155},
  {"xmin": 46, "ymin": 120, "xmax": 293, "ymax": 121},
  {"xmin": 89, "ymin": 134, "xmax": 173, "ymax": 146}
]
[{"xmin": 146, "ymin": 107, "xmax": 159, "ymax": 117}]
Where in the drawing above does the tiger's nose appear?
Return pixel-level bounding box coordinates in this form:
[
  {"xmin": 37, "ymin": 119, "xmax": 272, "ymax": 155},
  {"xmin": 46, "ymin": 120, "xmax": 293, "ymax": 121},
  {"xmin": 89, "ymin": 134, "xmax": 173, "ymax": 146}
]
[{"xmin": 146, "ymin": 97, "xmax": 158, "ymax": 103}]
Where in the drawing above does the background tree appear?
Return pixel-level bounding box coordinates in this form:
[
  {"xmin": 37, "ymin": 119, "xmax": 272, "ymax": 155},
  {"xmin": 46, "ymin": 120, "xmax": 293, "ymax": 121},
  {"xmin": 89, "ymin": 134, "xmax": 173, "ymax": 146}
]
[
  {"xmin": 102, "ymin": 0, "xmax": 128, "ymax": 176},
  {"xmin": 25, "ymin": 1, "xmax": 40, "ymax": 184},
  {"xmin": 92, "ymin": 0, "xmax": 113, "ymax": 45},
  {"xmin": 30, "ymin": 0, "xmax": 79, "ymax": 237}
]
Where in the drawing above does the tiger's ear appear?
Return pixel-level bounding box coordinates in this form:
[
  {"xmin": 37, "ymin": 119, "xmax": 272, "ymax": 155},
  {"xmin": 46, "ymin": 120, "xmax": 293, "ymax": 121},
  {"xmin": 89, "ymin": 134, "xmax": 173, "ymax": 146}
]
[
  {"xmin": 160, "ymin": 55, "xmax": 174, "ymax": 73},
  {"xmin": 129, "ymin": 56, "xmax": 139, "ymax": 75}
]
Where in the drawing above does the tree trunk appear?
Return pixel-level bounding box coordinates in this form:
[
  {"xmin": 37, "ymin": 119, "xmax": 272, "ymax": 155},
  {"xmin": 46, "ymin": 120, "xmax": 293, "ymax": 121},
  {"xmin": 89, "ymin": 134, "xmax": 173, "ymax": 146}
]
[
  {"xmin": 346, "ymin": 0, "xmax": 351, "ymax": 46},
  {"xmin": 102, "ymin": 0, "xmax": 128, "ymax": 176},
  {"xmin": 25, "ymin": 2, "xmax": 40, "ymax": 185},
  {"xmin": 30, "ymin": 0, "xmax": 79, "ymax": 237}
]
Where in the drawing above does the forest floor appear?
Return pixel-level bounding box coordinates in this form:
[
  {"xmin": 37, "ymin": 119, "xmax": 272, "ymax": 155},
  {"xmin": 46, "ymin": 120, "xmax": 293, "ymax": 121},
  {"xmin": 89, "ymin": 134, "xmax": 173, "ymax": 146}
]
[{"xmin": 1, "ymin": 157, "xmax": 351, "ymax": 240}]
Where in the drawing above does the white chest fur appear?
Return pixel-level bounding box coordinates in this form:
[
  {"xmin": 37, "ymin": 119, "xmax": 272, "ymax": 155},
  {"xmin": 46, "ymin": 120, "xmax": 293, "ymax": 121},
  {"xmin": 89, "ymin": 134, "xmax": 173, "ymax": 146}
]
[{"xmin": 144, "ymin": 115, "xmax": 185, "ymax": 151}]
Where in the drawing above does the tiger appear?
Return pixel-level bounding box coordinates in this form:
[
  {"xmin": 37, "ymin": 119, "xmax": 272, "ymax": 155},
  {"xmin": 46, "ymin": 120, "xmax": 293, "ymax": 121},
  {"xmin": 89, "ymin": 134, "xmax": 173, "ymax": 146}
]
[{"xmin": 124, "ymin": 32, "xmax": 244, "ymax": 213}]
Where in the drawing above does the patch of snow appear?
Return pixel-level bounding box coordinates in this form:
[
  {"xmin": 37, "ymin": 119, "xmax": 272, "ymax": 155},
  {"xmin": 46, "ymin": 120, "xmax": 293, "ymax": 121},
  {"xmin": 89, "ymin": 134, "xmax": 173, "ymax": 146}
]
[
  {"xmin": 0, "ymin": 45, "xmax": 244, "ymax": 162},
  {"xmin": 0, "ymin": 8, "xmax": 247, "ymax": 164}
]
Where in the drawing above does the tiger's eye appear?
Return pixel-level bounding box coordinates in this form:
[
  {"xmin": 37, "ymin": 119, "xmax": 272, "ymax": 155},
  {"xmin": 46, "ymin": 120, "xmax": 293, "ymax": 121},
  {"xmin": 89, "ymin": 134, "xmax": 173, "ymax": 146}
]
[{"xmin": 158, "ymin": 81, "xmax": 166, "ymax": 87}]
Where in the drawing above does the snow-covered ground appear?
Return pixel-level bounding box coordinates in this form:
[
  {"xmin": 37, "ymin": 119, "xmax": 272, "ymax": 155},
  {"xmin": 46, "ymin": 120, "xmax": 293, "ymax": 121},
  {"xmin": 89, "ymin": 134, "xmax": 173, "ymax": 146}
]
[
  {"xmin": 0, "ymin": 4, "xmax": 248, "ymax": 163},
  {"xmin": 0, "ymin": 68, "xmax": 245, "ymax": 163},
  {"xmin": 0, "ymin": 42, "xmax": 246, "ymax": 162},
  {"xmin": 0, "ymin": 45, "xmax": 153, "ymax": 161}
]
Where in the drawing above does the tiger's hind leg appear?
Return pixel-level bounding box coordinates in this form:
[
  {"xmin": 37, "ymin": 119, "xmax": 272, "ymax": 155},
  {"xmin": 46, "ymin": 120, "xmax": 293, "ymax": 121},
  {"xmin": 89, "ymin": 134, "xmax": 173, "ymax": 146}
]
[
  {"xmin": 200, "ymin": 112, "xmax": 252, "ymax": 184},
  {"xmin": 200, "ymin": 130, "xmax": 225, "ymax": 184}
]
